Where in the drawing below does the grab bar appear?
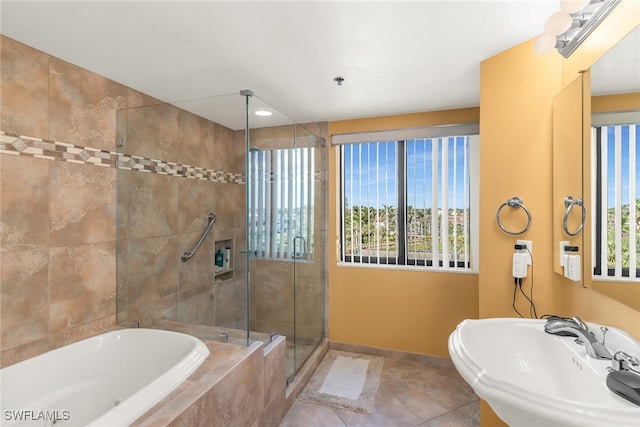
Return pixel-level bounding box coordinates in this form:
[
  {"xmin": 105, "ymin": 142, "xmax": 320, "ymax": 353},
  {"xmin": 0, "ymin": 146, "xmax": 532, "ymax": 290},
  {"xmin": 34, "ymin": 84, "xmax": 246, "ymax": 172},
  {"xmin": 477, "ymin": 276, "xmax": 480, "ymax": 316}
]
[{"xmin": 181, "ymin": 213, "xmax": 216, "ymax": 262}]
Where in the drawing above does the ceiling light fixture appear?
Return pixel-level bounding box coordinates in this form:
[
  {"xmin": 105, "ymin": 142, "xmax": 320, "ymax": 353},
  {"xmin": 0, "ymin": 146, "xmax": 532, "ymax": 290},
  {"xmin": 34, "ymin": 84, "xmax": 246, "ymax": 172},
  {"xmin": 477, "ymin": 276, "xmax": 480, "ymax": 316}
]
[
  {"xmin": 254, "ymin": 110, "xmax": 273, "ymax": 117},
  {"xmin": 535, "ymin": 0, "xmax": 621, "ymax": 57},
  {"xmin": 333, "ymin": 76, "xmax": 345, "ymax": 86}
]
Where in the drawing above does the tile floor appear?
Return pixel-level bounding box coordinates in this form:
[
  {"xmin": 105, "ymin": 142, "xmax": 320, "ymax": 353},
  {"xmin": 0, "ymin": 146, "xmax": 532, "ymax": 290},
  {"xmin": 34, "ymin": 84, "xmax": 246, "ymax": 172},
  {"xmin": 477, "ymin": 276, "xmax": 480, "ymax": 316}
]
[{"xmin": 280, "ymin": 351, "xmax": 480, "ymax": 427}]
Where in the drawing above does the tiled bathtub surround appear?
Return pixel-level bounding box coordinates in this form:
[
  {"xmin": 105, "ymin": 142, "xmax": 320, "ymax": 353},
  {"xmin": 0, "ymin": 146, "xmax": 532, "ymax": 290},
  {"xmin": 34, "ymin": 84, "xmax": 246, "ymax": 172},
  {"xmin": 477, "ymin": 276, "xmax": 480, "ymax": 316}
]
[
  {"xmin": 131, "ymin": 335, "xmax": 287, "ymax": 427},
  {"xmin": 0, "ymin": 35, "xmax": 246, "ymax": 367}
]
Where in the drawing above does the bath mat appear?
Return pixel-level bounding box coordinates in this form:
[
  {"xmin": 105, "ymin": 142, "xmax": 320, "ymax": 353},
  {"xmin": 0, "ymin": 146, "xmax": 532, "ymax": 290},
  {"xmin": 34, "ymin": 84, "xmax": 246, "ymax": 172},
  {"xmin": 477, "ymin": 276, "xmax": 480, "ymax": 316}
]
[{"xmin": 300, "ymin": 350, "xmax": 384, "ymax": 414}]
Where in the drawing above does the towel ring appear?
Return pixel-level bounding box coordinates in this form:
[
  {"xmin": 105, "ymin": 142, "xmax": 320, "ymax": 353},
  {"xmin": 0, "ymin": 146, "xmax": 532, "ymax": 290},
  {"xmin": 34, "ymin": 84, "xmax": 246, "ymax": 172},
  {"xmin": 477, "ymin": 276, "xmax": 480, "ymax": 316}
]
[
  {"xmin": 496, "ymin": 196, "xmax": 531, "ymax": 235},
  {"xmin": 563, "ymin": 196, "xmax": 586, "ymax": 237}
]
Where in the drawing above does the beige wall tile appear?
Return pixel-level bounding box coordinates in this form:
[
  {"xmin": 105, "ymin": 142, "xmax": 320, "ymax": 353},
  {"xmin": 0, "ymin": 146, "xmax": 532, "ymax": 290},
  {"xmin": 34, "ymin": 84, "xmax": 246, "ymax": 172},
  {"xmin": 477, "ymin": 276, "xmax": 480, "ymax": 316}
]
[
  {"xmin": 178, "ymin": 178, "xmax": 216, "ymax": 234},
  {"xmin": 213, "ymin": 123, "xmax": 234, "ymax": 173},
  {"xmin": 178, "ymin": 111, "xmax": 215, "ymax": 170},
  {"xmin": 0, "ymin": 249, "xmax": 49, "ymax": 349},
  {"xmin": 209, "ymin": 346, "xmax": 264, "ymax": 427},
  {"xmin": 0, "ymin": 36, "xmax": 49, "ymax": 137},
  {"xmin": 0, "ymin": 155, "xmax": 49, "ymax": 251},
  {"xmin": 124, "ymin": 103, "xmax": 178, "ymax": 160},
  {"xmin": 49, "ymin": 315, "xmax": 116, "ymax": 350},
  {"xmin": 137, "ymin": 293, "xmax": 179, "ymax": 327},
  {"xmin": 250, "ymin": 261, "xmax": 294, "ymax": 332},
  {"xmin": 264, "ymin": 337, "xmax": 286, "ymax": 408},
  {"xmin": 120, "ymin": 171, "xmax": 178, "ymax": 239},
  {"xmin": 211, "ymin": 276, "xmax": 247, "ymax": 330},
  {"xmin": 126, "ymin": 235, "xmax": 179, "ymax": 308},
  {"xmin": 49, "ymin": 160, "xmax": 116, "ymax": 247},
  {"xmin": 232, "ymin": 130, "xmax": 247, "ymax": 174},
  {"xmin": 49, "ymin": 57, "xmax": 127, "ymax": 150},
  {"xmin": 178, "ymin": 231, "xmax": 214, "ymax": 292},
  {"xmin": 126, "ymin": 88, "xmax": 163, "ymax": 109},
  {"xmin": 49, "ymin": 242, "xmax": 116, "ymax": 334},
  {"xmin": 0, "ymin": 336, "xmax": 49, "ymax": 368},
  {"xmin": 116, "ymin": 239, "xmax": 128, "ymax": 316},
  {"xmin": 177, "ymin": 288, "xmax": 215, "ymax": 327},
  {"xmin": 294, "ymin": 276, "xmax": 323, "ymax": 332}
]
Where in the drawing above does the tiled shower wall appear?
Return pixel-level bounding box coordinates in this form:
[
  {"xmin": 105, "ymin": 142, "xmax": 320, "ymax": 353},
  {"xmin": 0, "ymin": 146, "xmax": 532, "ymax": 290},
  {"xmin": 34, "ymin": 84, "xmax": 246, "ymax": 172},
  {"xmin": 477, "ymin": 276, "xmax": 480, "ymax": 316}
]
[
  {"xmin": 115, "ymin": 103, "xmax": 247, "ymax": 331},
  {"xmin": 0, "ymin": 36, "xmax": 245, "ymax": 367}
]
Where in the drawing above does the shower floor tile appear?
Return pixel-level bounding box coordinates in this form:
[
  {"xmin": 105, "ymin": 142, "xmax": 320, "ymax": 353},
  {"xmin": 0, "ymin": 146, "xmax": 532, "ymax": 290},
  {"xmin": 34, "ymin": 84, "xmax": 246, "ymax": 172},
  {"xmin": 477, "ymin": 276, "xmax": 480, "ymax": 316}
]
[{"xmin": 279, "ymin": 351, "xmax": 480, "ymax": 427}]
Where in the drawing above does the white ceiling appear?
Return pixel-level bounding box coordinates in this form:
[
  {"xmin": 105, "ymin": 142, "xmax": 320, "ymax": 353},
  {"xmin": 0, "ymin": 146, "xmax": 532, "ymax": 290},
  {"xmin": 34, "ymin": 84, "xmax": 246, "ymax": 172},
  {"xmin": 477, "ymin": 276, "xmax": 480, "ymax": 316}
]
[
  {"xmin": 591, "ymin": 25, "xmax": 640, "ymax": 97},
  {"xmin": 0, "ymin": 1, "xmax": 636, "ymax": 130}
]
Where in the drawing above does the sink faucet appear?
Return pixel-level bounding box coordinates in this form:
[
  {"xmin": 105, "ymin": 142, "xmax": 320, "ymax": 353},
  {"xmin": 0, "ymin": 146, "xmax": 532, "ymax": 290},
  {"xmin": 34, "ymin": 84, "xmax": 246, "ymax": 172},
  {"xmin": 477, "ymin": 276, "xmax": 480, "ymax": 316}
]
[{"xmin": 544, "ymin": 316, "xmax": 613, "ymax": 360}]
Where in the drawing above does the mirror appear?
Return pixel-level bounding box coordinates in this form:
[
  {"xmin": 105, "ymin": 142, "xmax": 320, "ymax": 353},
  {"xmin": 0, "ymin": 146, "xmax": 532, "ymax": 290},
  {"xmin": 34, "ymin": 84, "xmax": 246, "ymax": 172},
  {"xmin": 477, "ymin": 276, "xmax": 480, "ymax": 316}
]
[
  {"xmin": 588, "ymin": 25, "xmax": 640, "ymax": 310},
  {"xmin": 552, "ymin": 75, "xmax": 586, "ymax": 284},
  {"xmin": 553, "ymin": 25, "xmax": 639, "ymax": 309}
]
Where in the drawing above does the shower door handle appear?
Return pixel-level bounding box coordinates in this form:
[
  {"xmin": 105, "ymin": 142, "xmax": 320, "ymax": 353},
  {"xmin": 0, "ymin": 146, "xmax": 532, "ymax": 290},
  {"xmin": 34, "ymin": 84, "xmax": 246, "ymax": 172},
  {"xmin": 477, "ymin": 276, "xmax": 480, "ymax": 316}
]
[{"xmin": 293, "ymin": 236, "xmax": 307, "ymax": 260}]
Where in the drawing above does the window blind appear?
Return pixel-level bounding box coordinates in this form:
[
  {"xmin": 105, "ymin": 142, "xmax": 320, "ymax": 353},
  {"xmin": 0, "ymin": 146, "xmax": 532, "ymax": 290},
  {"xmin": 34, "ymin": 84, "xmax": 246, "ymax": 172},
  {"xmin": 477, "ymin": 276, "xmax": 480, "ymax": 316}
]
[
  {"xmin": 248, "ymin": 147, "xmax": 315, "ymax": 260},
  {"xmin": 338, "ymin": 129, "xmax": 479, "ymax": 271},
  {"xmin": 593, "ymin": 124, "xmax": 639, "ymax": 280}
]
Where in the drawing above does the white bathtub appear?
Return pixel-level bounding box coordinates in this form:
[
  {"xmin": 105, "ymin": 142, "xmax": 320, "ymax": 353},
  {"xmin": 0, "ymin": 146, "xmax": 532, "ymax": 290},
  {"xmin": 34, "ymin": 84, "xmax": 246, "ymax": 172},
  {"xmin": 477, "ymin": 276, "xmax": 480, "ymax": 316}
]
[{"xmin": 0, "ymin": 328, "xmax": 209, "ymax": 427}]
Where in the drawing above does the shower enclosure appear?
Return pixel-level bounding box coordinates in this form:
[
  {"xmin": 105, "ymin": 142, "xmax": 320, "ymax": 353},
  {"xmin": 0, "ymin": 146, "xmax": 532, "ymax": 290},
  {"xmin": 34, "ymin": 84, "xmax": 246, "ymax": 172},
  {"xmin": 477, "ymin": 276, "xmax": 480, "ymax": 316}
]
[{"xmin": 115, "ymin": 91, "xmax": 326, "ymax": 380}]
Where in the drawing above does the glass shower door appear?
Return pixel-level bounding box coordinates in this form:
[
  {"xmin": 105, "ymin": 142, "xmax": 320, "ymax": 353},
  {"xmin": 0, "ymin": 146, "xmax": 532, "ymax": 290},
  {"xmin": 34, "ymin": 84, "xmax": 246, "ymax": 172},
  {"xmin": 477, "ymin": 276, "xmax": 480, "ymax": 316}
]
[
  {"xmin": 291, "ymin": 124, "xmax": 325, "ymax": 379},
  {"xmin": 246, "ymin": 106, "xmax": 325, "ymax": 381}
]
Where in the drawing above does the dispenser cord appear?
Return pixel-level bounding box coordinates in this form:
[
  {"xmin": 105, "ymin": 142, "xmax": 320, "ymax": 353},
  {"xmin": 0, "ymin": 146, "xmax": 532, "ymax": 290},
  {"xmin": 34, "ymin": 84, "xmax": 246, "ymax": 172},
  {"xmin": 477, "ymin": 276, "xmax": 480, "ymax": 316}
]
[{"xmin": 512, "ymin": 278, "xmax": 524, "ymax": 318}]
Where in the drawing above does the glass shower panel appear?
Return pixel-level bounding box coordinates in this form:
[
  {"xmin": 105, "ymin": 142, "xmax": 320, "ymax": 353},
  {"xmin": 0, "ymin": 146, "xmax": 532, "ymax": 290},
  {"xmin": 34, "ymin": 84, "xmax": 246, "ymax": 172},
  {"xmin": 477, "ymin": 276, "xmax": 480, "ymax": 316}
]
[
  {"xmin": 246, "ymin": 97, "xmax": 326, "ymax": 380},
  {"xmin": 115, "ymin": 93, "xmax": 249, "ymax": 345},
  {"xmin": 292, "ymin": 123, "xmax": 326, "ymax": 377}
]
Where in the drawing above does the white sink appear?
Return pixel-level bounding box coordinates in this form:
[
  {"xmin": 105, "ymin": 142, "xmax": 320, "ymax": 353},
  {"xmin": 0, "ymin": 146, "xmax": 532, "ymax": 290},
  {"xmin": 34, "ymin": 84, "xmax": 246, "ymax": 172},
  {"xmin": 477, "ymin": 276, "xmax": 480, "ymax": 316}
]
[{"xmin": 448, "ymin": 318, "xmax": 640, "ymax": 427}]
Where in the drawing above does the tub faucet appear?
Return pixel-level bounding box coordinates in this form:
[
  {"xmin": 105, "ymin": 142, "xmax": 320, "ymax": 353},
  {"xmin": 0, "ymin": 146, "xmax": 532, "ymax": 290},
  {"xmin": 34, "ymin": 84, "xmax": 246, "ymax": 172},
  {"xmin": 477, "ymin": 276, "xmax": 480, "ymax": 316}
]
[{"xmin": 544, "ymin": 316, "xmax": 612, "ymax": 360}]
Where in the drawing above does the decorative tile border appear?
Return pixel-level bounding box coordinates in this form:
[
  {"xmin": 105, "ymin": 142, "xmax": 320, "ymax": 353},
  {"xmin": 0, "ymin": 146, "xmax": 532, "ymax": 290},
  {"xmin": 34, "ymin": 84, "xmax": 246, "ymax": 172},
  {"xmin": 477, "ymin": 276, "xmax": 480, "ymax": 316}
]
[{"xmin": 0, "ymin": 132, "xmax": 244, "ymax": 184}]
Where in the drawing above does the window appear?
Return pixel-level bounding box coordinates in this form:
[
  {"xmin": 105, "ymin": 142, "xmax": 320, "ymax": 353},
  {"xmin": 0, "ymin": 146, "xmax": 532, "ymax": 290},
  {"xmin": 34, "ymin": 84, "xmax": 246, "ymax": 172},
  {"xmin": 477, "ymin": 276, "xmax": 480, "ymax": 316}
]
[
  {"xmin": 592, "ymin": 119, "xmax": 639, "ymax": 281},
  {"xmin": 336, "ymin": 125, "xmax": 479, "ymax": 271},
  {"xmin": 248, "ymin": 147, "xmax": 315, "ymax": 261}
]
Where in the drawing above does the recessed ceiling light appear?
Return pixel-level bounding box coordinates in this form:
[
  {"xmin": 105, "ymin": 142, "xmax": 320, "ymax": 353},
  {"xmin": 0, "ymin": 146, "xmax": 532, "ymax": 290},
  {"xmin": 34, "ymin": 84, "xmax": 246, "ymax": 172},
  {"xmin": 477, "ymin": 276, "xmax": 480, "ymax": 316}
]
[{"xmin": 254, "ymin": 110, "xmax": 273, "ymax": 117}]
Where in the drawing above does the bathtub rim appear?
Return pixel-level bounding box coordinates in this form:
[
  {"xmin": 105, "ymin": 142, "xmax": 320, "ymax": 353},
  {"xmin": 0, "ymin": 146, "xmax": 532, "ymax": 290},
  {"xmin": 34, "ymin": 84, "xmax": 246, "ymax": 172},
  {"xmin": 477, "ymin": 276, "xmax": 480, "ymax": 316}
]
[{"xmin": 88, "ymin": 328, "xmax": 209, "ymax": 427}]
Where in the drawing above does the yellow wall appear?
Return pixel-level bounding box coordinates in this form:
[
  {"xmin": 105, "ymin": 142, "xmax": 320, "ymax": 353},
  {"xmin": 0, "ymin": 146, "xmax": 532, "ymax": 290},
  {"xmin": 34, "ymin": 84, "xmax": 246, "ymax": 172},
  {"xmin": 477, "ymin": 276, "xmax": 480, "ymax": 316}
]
[
  {"xmin": 479, "ymin": 37, "xmax": 563, "ymax": 320},
  {"xmin": 327, "ymin": 108, "xmax": 480, "ymax": 358},
  {"xmin": 592, "ymin": 93, "xmax": 640, "ymax": 112}
]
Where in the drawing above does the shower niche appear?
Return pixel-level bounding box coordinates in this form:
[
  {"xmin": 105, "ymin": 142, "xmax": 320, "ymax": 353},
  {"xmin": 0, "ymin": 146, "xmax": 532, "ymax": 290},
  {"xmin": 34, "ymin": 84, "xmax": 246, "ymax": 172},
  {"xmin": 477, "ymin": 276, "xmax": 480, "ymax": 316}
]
[{"xmin": 214, "ymin": 239, "xmax": 234, "ymax": 281}]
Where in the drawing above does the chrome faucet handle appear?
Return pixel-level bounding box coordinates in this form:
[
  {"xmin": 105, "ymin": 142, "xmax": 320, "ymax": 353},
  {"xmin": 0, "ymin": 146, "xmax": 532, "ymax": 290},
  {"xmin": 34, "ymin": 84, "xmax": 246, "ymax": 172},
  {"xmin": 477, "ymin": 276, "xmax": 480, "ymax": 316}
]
[
  {"xmin": 611, "ymin": 351, "xmax": 640, "ymax": 372},
  {"xmin": 600, "ymin": 326, "xmax": 608, "ymax": 346},
  {"xmin": 572, "ymin": 316, "xmax": 589, "ymax": 332}
]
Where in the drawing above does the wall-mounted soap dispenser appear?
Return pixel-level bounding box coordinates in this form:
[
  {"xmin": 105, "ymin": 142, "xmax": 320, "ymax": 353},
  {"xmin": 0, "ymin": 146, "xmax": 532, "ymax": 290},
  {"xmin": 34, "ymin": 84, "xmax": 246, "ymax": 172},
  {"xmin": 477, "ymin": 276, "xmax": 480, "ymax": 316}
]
[{"xmin": 559, "ymin": 241, "xmax": 581, "ymax": 282}]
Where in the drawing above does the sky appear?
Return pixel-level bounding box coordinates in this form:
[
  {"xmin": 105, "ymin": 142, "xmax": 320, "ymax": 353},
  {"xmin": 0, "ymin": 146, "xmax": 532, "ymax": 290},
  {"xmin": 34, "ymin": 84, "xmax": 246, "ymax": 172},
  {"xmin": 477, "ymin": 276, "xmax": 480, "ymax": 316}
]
[
  {"xmin": 604, "ymin": 125, "xmax": 639, "ymax": 208},
  {"xmin": 343, "ymin": 137, "xmax": 470, "ymax": 210}
]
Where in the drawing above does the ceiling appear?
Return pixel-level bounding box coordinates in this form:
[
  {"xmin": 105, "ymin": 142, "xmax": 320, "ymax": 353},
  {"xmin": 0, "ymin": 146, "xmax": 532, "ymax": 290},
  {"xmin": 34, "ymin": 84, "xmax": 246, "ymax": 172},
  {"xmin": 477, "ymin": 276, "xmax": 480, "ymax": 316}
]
[
  {"xmin": 0, "ymin": 1, "xmax": 635, "ymax": 130},
  {"xmin": 591, "ymin": 25, "xmax": 640, "ymax": 97}
]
